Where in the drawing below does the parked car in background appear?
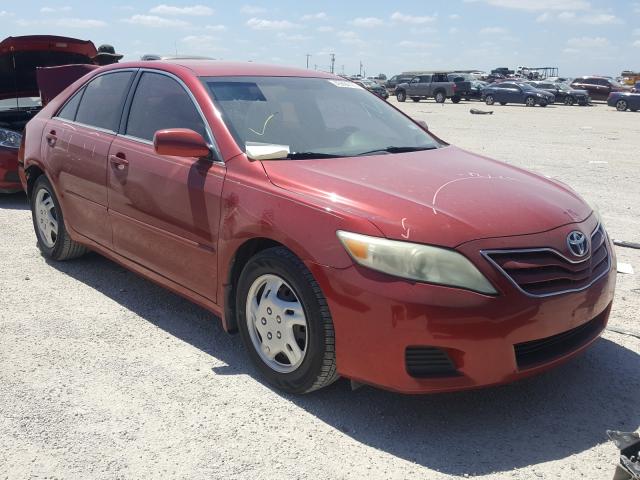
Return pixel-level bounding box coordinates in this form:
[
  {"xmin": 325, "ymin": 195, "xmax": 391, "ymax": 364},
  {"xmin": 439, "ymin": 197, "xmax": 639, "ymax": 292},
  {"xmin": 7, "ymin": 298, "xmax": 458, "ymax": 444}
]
[
  {"xmin": 570, "ymin": 76, "xmax": 630, "ymax": 101},
  {"xmin": 19, "ymin": 60, "xmax": 615, "ymax": 395},
  {"xmin": 353, "ymin": 78, "xmax": 389, "ymax": 100},
  {"xmin": 467, "ymin": 80, "xmax": 488, "ymax": 100},
  {"xmin": 631, "ymin": 81, "xmax": 640, "ymax": 93},
  {"xmin": 385, "ymin": 74, "xmax": 413, "ymax": 92},
  {"xmin": 529, "ymin": 81, "xmax": 590, "ymax": 106},
  {"xmin": 447, "ymin": 73, "xmax": 473, "ymax": 101},
  {"xmin": 482, "ymin": 82, "xmax": 555, "ymax": 107},
  {"xmin": 396, "ymin": 73, "xmax": 460, "ymax": 103},
  {"xmin": 0, "ymin": 35, "xmax": 96, "ymax": 193},
  {"xmin": 607, "ymin": 92, "xmax": 640, "ymax": 111}
]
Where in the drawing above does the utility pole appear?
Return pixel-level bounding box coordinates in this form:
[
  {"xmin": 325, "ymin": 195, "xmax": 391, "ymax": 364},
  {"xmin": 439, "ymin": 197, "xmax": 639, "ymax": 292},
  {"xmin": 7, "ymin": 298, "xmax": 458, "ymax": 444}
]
[
  {"xmin": 330, "ymin": 53, "xmax": 335, "ymax": 74},
  {"xmin": 359, "ymin": 60, "xmax": 363, "ymax": 77},
  {"xmin": 341, "ymin": 65, "xmax": 345, "ymax": 75},
  {"xmin": 314, "ymin": 64, "xmax": 317, "ymax": 70},
  {"xmin": 305, "ymin": 54, "xmax": 311, "ymax": 69}
]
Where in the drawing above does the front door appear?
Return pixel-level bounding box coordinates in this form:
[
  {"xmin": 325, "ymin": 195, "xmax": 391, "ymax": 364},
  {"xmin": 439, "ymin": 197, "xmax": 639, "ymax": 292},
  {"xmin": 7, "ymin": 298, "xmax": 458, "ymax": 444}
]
[{"xmin": 107, "ymin": 71, "xmax": 225, "ymax": 301}]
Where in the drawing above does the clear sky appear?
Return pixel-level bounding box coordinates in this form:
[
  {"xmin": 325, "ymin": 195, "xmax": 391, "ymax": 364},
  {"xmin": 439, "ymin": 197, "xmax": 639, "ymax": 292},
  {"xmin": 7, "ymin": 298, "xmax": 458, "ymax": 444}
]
[{"xmin": 2, "ymin": 1, "xmax": 637, "ymax": 77}]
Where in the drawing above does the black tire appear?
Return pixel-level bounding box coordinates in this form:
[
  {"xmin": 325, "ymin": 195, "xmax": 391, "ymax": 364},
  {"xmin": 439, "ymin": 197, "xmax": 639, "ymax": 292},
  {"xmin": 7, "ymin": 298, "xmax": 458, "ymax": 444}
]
[
  {"xmin": 525, "ymin": 96, "xmax": 536, "ymax": 107},
  {"xmin": 564, "ymin": 96, "xmax": 575, "ymax": 106},
  {"xmin": 434, "ymin": 90, "xmax": 446, "ymax": 103},
  {"xmin": 616, "ymin": 100, "xmax": 628, "ymax": 111},
  {"xmin": 451, "ymin": 95, "xmax": 461, "ymax": 104},
  {"xmin": 396, "ymin": 90, "xmax": 406, "ymax": 102},
  {"xmin": 499, "ymin": 102, "xmax": 507, "ymax": 106},
  {"xmin": 410, "ymin": 97, "xmax": 420, "ymax": 102},
  {"xmin": 30, "ymin": 176, "xmax": 87, "ymax": 261},
  {"xmin": 236, "ymin": 247, "xmax": 339, "ymax": 394},
  {"xmin": 631, "ymin": 108, "xmax": 638, "ymax": 112},
  {"xmin": 465, "ymin": 97, "xmax": 471, "ymax": 101},
  {"xmin": 485, "ymin": 95, "xmax": 495, "ymax": 105},
  {"xmin": 539, "ymin": 100, "xmax": 548, "ymax": 107}
]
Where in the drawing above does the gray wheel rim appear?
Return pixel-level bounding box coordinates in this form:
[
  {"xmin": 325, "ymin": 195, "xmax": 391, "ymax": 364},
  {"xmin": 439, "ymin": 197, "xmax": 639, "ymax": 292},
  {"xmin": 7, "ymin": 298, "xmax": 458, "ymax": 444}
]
[
  {"xmin": 486, "ymin": 96, "xmax": 494, "ymax": 105},
  {"xmin": 526, "ymin": 97, "xmax": 535, "ymax": 106},
  {"xmin": 436, "ymin": 92, "xmax": 444, "ymax": 102},
  {"xmin": 246, "ymin": 274, "xmax": 308, "ymax": 373},
  {"xmin": 34, "ymin": 188, "xmax": 58, "ymax": 248},
  {"xmin": 617, "ymin": 100, "xmax": 627, "ymax": 111}
]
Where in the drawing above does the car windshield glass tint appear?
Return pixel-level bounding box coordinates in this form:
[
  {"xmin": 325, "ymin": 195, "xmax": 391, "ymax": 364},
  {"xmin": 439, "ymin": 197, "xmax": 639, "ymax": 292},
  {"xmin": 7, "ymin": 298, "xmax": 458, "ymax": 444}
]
[{"xmin": 203, "ymin": 76, "xmax": 440, "ymax": 159}]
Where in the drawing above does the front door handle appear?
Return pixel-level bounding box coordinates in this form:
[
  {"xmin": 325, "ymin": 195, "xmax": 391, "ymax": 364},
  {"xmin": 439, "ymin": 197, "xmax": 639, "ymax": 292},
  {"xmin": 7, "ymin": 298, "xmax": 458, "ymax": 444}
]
[
  {"xmin": 45, "ymin": 130, "xmax": 57, "ymax": 147},
  {"xmin": 109, "ymin": 153, "xmax": 129, "ymax": 170}
]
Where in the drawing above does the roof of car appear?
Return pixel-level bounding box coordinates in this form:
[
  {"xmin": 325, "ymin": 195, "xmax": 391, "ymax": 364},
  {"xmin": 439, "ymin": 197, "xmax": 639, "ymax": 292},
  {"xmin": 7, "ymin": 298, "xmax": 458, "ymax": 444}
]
[{"xmin": 107, "ymin": 60, "xmax": 338, "ymax": 79}]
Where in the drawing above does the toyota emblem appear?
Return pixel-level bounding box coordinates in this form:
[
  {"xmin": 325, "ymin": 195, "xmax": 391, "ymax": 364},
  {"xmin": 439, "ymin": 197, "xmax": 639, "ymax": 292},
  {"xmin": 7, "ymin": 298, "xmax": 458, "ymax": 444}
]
[{"xmin": 567, "ymin": 231, "xmax": 588, "ymax": 257}]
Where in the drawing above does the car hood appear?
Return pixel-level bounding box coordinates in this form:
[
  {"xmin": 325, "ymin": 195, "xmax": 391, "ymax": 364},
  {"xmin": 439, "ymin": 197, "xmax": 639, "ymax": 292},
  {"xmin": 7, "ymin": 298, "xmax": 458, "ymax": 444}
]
[
  {"xmin": 0, "ymin": 35, "xmax": 97, "ymax": 100},
  {"xmin": 261, "ymin": 146, "xmax": 592, "ymax": 247}
]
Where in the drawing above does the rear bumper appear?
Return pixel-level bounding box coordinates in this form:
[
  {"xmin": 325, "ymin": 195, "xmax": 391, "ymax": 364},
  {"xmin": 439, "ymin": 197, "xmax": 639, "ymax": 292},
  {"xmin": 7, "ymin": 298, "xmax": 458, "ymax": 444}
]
[
  {"xmin": 309, "ymin": 221, "xmax": 616, "ymax": 394},
  {"xmin": 0, "ymin": 147, "xmax": 21, "ymax": 193}
]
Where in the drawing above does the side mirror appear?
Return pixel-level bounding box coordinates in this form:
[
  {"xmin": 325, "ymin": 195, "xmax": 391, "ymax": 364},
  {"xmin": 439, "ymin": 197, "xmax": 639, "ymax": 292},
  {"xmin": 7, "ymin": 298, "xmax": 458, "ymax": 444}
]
[
  {"xmin": 153, "ymin": 128, "xmax": 211, "ymax": 158},
  {"xmin": 417, "ymin": 120, "xmax": 429, "ymax": 131}
]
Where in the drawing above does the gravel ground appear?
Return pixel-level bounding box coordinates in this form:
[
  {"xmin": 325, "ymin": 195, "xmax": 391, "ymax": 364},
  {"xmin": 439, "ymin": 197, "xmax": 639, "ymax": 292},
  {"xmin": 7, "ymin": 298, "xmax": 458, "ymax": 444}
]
[{"xmin": 1, "ymin": 99, "xmax": 639, "ymax": 480}]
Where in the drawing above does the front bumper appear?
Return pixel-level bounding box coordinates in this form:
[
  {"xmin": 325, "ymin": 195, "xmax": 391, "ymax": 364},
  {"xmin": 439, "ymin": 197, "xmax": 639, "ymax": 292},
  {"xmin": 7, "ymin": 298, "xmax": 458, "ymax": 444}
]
[
  {"xmin": 0, "ymin": 147, "xmax": 21, "ymax": 193},
  {"xmin": 309, "ymin": 218, "xmax": 616, "ymax": 394}
]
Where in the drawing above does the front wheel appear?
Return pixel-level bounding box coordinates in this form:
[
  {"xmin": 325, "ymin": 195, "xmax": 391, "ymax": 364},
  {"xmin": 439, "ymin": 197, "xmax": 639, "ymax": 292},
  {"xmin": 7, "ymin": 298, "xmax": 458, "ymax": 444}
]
[
  {"xmin": 485, "ymin": 95, "xmax": 495, "ymax": 105},
  {"xmin": 236, "ymin": 247, "xmax": 339, "ymax": 394},
  {"xmin": 411, "ymin": 97, "xmax": 420, "ymax": 102},
  {"xmin": 31, "ymin": 176, "xmax": 87, "ymax": 261},
  {"xmin": 434, "ymin": 91, "xmax": 446, "ymax": 103},
  {"xmin": 525, "ymin": 96, "xmax": 536, "ymax": 107},
  {"xmin": 499, "ymin": 102, "xmax": 507, "ymax": 106},
  {"xmin": 616, "ymin": 99, "xmax": 628, "ymax": 111},
  {"xmin": 564, "ymin": 96, "xmax": 575, "ymax": 106},
  {"xmin": 451, "ymin": 95, "xmax": 461, "ymax": 104},
  {"xmin": 396, "ymin": 90, "xmax": 406, "ymax": 102}
]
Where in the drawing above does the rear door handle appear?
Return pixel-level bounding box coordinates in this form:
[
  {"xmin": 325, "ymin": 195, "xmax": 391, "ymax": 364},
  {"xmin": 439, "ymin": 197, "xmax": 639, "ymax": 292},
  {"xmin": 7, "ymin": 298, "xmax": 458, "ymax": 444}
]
[
  {"xmin": 109, "ymin": 154, "xmax": 129, "ymax": 170},
  {"xmin": 45, "ymin": 130, "xmax": 57, "ymax": 147}
]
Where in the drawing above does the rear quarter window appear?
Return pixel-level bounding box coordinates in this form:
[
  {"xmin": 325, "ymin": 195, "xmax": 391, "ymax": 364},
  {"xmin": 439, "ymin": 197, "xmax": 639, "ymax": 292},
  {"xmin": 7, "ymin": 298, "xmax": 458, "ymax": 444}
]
[{"xmin": 56, "ymin": 88, "xmax": 84, "ymax": 121}]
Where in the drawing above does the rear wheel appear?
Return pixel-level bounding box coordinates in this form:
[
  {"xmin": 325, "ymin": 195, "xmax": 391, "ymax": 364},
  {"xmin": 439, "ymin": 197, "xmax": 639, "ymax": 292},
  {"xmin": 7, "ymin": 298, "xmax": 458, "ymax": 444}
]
[
  {"xmin": 564, "ymin": 96, "xmax": 575, "ymax": 106},
  {"xmin": 411, "ymin": 97, "xmax": 420, "ymax": 102},
  {"xmin": 616, "ymin": 99, "xmax": 628, "ymax": 111},
  {"xmin": 434, "ymin": 91, "xmax": 446, "ymax": 103},
  {"xmin": 30, "ymin": 176, "xmax": 87, "ymax": 261},
  {"xmin": 499, "ymin": 102, "xmax": 507, "ymax": 106},
  {"xmin": 451, "ymin": 95, "xmax": 461, "ymax": 104},
  {"xmin": 236, "ymin": 247, "xmax": 338, "ymax": 394},
  {"xmin": 485, "ymin": 95, "xmax": 495, "ymax": 105},
  {"xmin": 396, "ymin": 90, "xmax": 406, "ymax": 102},
  {"xmin": 525, "ymin": 96, "xmax": 536, "ymax": 107}
]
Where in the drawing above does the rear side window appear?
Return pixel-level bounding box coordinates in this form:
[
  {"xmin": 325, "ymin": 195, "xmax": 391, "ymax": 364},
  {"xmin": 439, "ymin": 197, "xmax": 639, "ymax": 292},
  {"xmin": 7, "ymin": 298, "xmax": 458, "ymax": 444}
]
[
  {"xmin": 75, "ymin": 72, "xmax": 133, "ymax": 132},
  {"xmin": 57, "ymin": 88, "xmax": 84, "ymax": 121},
  {"xmin": 126, "ymin": 72, "xmax": 207, "ymax": 142}
]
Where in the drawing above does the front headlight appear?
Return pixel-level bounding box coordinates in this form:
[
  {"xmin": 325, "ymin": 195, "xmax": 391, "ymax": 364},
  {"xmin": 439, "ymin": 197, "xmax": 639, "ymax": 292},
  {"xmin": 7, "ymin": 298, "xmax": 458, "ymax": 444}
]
[
  {"xmin": 536, "ymin": 92, "xmax": 543, "ymax": 97},
  {"xmin": 337, "ymin": 231, "xmax": 497, "ymax": 294},
  {"xmin": 0, "ymin": 128, "xmax": 22, "ymax": 149}
]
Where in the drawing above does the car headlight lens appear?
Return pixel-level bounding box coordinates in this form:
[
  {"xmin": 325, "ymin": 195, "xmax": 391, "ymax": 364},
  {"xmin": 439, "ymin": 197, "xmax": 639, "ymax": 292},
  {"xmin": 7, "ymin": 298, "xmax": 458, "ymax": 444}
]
[
  {"xmin": 536, "ymin": 93, "xmax": 543, "ymax": 97},
  {"xmin": 0, "ymin": 128, "xmax": 22, "ymax": 149},
  {"xmin": 337, "ymin": 231, "xmax": 497, "ymax": 294}
]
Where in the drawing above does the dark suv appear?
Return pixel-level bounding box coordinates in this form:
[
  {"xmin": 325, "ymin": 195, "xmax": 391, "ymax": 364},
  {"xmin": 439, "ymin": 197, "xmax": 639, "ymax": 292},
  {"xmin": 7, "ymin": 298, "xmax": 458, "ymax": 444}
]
[{"xmin": 570, "ymin": 76, "xmax": 630, "ymax": 101}]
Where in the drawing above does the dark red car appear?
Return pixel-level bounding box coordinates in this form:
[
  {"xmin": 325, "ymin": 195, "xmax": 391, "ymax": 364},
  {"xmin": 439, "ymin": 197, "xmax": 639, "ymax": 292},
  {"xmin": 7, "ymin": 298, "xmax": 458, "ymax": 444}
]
[
  {"xmin": 0, "ymin": 35, "xmax": 96, "ymax": 193},
  {"xmin": 570, "ymin": 76, "xmax": 630, "ymax": 101},
  {"xmin": 19, "ymin": 61, "xmax": 616, "ymax": 394}
]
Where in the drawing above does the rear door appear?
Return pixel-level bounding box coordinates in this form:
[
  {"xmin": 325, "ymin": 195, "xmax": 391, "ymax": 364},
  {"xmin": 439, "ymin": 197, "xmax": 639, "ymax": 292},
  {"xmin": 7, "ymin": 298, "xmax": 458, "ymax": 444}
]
[
  {"xmin": 107, "ymin": 70, "xmax": 225, "ymax": 301},
  {"xmin": 43, "ymin": 70, "xmax": 135, "ymax": 248}
]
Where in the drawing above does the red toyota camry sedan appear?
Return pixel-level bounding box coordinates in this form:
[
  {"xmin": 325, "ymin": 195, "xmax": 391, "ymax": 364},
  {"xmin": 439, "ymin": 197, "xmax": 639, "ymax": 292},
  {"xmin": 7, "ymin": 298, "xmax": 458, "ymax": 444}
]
[{"xmin": 19, "ymin": 61, "xmax": 616, "ymax": 394}]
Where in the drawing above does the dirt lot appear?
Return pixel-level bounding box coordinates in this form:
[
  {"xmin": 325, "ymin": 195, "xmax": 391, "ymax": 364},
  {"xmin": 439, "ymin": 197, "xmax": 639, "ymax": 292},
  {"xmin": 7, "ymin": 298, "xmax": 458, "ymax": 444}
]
[{"xmin": 1, "ymin": 99, "xmax": 638, "ymax": 480}]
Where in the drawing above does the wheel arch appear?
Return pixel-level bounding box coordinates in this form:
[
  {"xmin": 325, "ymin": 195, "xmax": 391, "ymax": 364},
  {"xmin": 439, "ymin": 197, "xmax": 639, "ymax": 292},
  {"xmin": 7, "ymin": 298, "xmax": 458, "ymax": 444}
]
[{"xmin": 25, "ymin": 164, "xmax": 46, "ymax": 199}]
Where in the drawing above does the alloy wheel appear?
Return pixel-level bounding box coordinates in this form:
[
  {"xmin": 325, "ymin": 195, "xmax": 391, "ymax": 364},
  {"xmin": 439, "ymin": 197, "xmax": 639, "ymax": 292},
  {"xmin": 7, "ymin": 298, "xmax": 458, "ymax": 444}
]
[
  {"xmin": 616, "ymin": 100, "xmax": 627, "ymax": 111},
  {"xmin": 34, "ymin": 188, "xmax": 58, "ymax": 248},
  {"xmin": 526, "ymin": 97, "xmax": 536, "ymax": 107},
  {"xmin": 245, "ymin": 274, "xmax": 308, "ymax": 373}
]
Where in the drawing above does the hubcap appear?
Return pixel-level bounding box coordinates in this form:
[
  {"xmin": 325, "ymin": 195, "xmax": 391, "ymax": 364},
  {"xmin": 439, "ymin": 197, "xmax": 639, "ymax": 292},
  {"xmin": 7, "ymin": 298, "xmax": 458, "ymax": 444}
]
[
  {"xmin": 618, "ymin": 101, "xmax": 627, "ymax": 111},
  {"xmin": 34, "ymin": 189, "xmax": 58, "ymax": 248},
  {"xmin": 246, "ymin": 274, "xmax": 308, "ymax": 373},
  {"xmin": 527, "ymin": 98, "xmax": 535, "ymax": 106}
]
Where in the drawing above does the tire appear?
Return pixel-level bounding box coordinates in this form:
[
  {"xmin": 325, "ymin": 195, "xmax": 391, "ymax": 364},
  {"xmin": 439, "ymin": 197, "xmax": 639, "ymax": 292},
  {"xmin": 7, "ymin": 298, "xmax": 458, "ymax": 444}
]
[
  {"xmin": 411, "ymin": 97, "xmax": 420, "ymax": 102},
  {"xmin": 451, "ymin": 95, "xmax": 461, "ymax": 104},
  {"xmin": 30, "ymin": 176, "xmax": 87, "ymax": 261},
  {"xmin": 539, "ymin": 100, "xmax": 548, "ymax": 107},
  {"xmin": 396, "ymin": 90, "xmax": 406, "ymax": 102},
  {"xmin": 499, "ymin": 102, "xmax": 507, "ymax": 106},
  {"xmin": 485, "ymin": 95, "xmax": 495, "ymax": 105},
  {"xmin": 525, "ymin": 96, "xmax": 536, "ymax": 107},
  {"xmin": 631, "ymin": 108, "xmax": 638, "ymax": 112},
  {"xmin": 616, "ymin": 100, "xmax": 628, "ymax": 112},
  {"xmin": 236, "ymin": 247, "xmax": 339, "ymax": 394},
  {"xmin": 434, "ymin": 91, "xmax": 446, "ymax": 103},
  {"xmin": 564, "ymin": 96, "xmax": 575, "ymax": 106},
  {"xmin": 465, "ymin": 97, "xmax": 471, "ymax": 101}
]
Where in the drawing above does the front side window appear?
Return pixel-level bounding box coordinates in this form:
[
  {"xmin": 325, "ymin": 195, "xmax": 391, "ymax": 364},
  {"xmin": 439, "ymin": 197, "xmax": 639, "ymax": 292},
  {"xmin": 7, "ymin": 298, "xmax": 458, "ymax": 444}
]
[
  {"xmin": 126, "ymin": 72, "xmax": 207, "ymax": 142},
  {"xmin": 203, "ymin": 76, "xmax": 440, "ymax": 159},
  {"xmin": 75, "ymin": 71, "xmax": 133, "ymax": 131}
]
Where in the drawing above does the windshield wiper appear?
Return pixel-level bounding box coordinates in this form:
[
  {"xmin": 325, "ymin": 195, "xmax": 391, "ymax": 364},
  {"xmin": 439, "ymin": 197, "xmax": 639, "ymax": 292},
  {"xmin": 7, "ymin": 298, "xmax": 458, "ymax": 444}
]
[
  {"xmin": 285, "ymin": 152, "xmax": 344, "ymax": 159},
  {"xmin": 356, "ymin": 145, "xmax": 438, "ymax": 156}
]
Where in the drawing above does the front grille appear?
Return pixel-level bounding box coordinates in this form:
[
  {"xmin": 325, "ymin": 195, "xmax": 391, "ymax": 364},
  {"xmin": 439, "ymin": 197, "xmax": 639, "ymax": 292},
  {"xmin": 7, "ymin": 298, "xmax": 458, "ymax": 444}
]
[
  {"xmin": 483, "ymin": 225, "xmax": 610, "ymax": 297},
  {"xmin": 405, "ymin": 346, "xmax": 460, "ymax": 378},
  {"xmin": 514, "ymin": 311, "xmax": 606, "ymax": 369}
]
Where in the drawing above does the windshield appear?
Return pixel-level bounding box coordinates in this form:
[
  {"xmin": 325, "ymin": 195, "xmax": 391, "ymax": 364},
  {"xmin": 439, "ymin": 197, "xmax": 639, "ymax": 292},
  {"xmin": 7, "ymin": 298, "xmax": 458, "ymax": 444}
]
[
  {"xmin": 519, "ymin": 83, "xmax": 535, "ymax": 91},
  {"xmin": 0, "ymin": 97, "xmax": 41, "ymax": 111},
  {"xmin": 202, "ymin": 76, "xmax": 440, "ymax": 159}
]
